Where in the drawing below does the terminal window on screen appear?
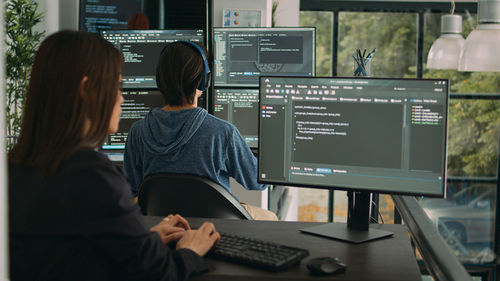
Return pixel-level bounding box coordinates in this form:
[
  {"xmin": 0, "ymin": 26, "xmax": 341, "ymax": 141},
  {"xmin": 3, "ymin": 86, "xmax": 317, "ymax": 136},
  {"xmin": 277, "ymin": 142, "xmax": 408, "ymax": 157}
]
[
  {"xmin": 214, "ymin": 28, "xmax": 315, "ymax": 87},
  {"xmin": 102, "ymin": 90, "xmax": 163, "ymax": 149},
  {"xmin": 213, "ymin": 89, "xmax": 259, "ymax": 148},
  {"xmin": 289, "ymin": 102, "xmax": 444, "ymax": 173},
  {"xmin": 80, "ymin": 0, "xmax": 144, "ymax": 33},
  {"xmin": 102, "ymin": 30, "xmax": 204, "ymax": 89},
  {"xmin": 258, "ymin": 77, "xmax": 448, "ymax": 196},
  {"xmin": 230, "ymin": 36, "xmax": 303, "ymax": 64}
]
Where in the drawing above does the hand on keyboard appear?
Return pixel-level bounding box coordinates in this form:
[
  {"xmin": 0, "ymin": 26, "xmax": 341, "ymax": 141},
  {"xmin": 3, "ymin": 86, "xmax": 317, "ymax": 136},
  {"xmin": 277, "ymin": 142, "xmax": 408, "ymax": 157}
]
[{"xmin": 177, "ymin": 222, "xmax": 221, "ymax": 256}]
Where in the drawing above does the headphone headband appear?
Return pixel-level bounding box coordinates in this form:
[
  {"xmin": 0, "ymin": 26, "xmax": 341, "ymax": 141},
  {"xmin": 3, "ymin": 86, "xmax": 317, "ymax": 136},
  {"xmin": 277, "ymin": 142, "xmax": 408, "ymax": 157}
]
[{"xmin": 180, "ymin": 41, "xmax": 211, "ymax": 91}]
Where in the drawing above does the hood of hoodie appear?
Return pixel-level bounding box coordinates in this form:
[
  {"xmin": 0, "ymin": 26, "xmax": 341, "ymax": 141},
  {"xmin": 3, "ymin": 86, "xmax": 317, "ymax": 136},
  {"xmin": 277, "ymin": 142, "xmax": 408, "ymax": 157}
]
[{"xmin": 139, "ymin": 107, "xmax": 208, "ymax": 160}]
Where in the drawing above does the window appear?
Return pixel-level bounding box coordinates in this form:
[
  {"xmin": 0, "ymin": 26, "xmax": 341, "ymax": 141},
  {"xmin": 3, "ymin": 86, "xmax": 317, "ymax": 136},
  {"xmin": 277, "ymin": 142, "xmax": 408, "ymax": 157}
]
[
  {"xmin": 298, "ymin": 1, "xmax": 499, "ymax": 275},
  {"xmin": 337, "ymin": 12, "xmax": 417, "ymax": 78},
  {"xmin": 422, "ymin": 10, "xmax": 500, "ymax": 264}
]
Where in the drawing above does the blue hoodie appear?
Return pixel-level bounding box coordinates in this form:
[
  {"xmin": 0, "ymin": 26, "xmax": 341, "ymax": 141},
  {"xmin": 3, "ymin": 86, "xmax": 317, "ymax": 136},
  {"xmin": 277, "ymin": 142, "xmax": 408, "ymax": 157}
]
[{"xmin": 123, "ymin": 107, "xmax": 268, "ymax": 197}]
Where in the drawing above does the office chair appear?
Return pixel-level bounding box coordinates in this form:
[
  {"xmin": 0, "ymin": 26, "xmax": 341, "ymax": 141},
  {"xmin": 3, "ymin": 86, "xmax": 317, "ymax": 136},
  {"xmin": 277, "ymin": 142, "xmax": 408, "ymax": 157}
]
[{"xmin": 137, "ymin": 173, "xmax": 253, "ymax": 220}]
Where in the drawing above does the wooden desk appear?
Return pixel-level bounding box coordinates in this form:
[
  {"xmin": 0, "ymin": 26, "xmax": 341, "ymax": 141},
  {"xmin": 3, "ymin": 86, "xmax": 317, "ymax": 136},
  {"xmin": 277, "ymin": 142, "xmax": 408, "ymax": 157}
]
[{"xmin": 144, "ymin": 217, "xmax": 421, "ymax": 281}]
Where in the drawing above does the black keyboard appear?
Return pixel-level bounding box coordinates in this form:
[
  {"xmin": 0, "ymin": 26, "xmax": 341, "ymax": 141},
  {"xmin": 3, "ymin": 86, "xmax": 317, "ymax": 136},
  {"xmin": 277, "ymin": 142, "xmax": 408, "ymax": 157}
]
[{"xmin": 209, "ymin": 232, "xmax": 309, "ymax": 271}]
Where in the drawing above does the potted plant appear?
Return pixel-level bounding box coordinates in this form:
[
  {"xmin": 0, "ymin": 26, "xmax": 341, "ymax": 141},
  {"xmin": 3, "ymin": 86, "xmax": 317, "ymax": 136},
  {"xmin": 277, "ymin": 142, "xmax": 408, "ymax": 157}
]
[{"xmin": 4, "ymin": 0, "xmax": 44, "ymax": 149}]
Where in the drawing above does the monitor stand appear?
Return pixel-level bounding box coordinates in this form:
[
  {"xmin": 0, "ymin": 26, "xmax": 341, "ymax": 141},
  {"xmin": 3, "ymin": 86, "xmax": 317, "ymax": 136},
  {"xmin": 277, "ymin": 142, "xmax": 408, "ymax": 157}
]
[{"xmin": 300, "ymin": 191, "xmax": 393, "ymax": 243}]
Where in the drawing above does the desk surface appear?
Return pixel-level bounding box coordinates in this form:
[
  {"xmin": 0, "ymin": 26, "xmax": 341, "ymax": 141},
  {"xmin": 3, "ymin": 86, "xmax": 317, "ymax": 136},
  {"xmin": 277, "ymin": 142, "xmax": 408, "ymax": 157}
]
[{"xmin": 144, "ymin": 217, "xmax": 421, "ymax": 281}]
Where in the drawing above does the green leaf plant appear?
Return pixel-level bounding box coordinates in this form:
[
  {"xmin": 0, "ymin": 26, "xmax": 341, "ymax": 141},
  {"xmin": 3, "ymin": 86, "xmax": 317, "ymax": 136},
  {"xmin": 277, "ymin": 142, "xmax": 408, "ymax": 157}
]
[{"xmin": 4, "ymin": 0, "xmax": 44, "ymax": 149}]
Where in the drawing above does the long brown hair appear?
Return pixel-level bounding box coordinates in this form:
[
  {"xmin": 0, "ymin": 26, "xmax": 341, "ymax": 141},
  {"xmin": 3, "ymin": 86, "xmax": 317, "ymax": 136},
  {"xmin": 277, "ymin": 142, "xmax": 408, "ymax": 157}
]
[{"xmin": 9, "ymin": 30, "xmax": 123, "ymax": 174}]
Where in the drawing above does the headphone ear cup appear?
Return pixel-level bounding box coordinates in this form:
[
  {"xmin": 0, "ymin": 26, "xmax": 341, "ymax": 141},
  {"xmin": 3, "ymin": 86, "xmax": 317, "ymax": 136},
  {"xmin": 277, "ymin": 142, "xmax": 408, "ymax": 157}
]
[
  {"xmin": 196, "ymin": 62, "xmax": 209, "ymax": 92},
  {"xmin": 198, "ymin": 65, "xmax": 211, "ymax": 91},
  {"xmin": 204, "ymin": 71, "xmax": 212, "ymax": 91}
]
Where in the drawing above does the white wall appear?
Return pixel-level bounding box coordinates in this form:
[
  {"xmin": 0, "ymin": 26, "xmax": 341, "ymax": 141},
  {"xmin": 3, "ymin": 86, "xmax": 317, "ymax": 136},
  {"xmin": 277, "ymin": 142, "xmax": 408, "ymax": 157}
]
[
  {"xmin": 274, "ymin": 0, "xmax": 300, "ymax": 27},
  {"xmin": 1, "ymin": 2, "xmax": 7, "ymax": 279},
  {"xmin": 35, "ymin": 0, "xmax": 59, "ymax": 36},
  {"xmin": 212, "ymin": 0, "xmax": 272, "ymax": 27},
  {"xmin": 212, "ymin": 0, "xmax": 300, "ymax": 28},
  {"xmin": 59, "ymin": 0, "xmax": 78, "ymax": 30},
  {"xmin": 35, "ymin": 0, "xmax": 78, "ymax": 36}
]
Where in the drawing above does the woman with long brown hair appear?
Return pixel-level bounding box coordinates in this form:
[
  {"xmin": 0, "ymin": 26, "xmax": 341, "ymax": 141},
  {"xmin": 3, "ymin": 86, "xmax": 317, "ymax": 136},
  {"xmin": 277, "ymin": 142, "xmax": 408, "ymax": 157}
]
[{"xmin": 8, "ymin": 30, "xmax": 219, "ymax": 281}]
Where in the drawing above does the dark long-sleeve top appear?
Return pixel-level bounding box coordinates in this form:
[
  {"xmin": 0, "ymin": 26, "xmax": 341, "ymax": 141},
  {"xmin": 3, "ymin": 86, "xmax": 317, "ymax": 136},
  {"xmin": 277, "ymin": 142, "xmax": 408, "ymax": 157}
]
[{"xmin": 9, "ymin": 148, "xmax": 211, "ymax": 281}]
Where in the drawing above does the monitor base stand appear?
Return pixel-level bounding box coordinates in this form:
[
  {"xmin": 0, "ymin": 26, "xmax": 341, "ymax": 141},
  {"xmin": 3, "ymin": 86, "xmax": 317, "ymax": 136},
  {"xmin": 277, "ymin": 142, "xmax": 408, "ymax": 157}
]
[
  {"xmin": 300, "ymin": 223, "xmax": 393, "ymax": 243},
  {"xmin": 301, "ymin": 191, "xmax": 393, "ymax": 243}
]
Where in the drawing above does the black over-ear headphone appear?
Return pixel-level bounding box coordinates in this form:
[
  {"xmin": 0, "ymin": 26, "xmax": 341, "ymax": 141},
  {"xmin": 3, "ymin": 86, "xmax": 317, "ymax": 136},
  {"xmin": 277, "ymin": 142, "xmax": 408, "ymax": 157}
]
[{"xmin": 156, "ymin": 40, "xmax": 211, "ymax": 92}]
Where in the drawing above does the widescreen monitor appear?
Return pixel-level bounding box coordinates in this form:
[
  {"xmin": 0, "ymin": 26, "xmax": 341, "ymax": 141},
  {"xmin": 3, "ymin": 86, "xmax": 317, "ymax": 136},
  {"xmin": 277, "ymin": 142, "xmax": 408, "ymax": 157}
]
[
  {"xmin": 213, "ymin": 88, "xmax": 259, "ymax": 148},
  {"xmin": 102, "ymin": 29, "xmax": 204, "ymax": 89},
  {"xmin": 79, "ymin": 0, "xmax": 144, "ymax": 33},
  {"xmin": 213, "ymin": 27, "xmax": 315, "ymax": 87},
  {"xmin": 258, "ymin": 76, "xmax": 449, "ymax": 242},
  {"xmin": 102, "ymin": 90, "xmax": 163, "ymax": 154}
]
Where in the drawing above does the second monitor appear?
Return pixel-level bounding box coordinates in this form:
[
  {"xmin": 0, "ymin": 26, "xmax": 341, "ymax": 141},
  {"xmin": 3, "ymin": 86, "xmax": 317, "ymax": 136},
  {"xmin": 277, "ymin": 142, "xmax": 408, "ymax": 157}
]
[
  {"xmin": 213, "ymin": 27, "xmax": 315, "ymax": 87},
  {"xmin": 258, "ymin": 76, "xmax": 448, "ymax": 196},
  {"xmin": 258, "ymin": 76, "xmax": 449, "ymax": 242}
]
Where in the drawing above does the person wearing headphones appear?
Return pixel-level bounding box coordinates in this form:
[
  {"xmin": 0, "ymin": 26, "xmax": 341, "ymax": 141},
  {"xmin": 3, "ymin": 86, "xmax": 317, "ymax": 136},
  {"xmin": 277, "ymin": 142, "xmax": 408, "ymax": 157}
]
[{"xmin": 123, "ymin": 41, "xmax": 277, "ymax": 220}]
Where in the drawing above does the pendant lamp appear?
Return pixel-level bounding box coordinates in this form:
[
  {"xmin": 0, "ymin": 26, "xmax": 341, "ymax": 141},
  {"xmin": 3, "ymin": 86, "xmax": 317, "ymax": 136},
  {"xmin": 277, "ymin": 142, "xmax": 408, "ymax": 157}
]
[
  {"xmin": 458, "ymin": 0, "xmax": 500, "ymax": 72},
  {"xmin": 427, "ymin": 14, "xmax": 465, "ymax": 69}
]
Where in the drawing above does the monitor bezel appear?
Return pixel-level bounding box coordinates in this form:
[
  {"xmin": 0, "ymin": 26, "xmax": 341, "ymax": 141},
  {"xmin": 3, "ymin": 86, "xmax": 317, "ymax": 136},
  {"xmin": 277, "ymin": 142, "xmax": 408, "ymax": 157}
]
[{"xmin": 257, "ymin": 75, "xmax": 449, "ymax": 198}]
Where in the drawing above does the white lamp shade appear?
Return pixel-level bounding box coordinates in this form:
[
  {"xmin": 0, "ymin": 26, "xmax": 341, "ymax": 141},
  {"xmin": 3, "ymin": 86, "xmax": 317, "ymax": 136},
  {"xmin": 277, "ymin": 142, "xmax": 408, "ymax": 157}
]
[
  {"xmin": 427, "ymin": 34, "xmax": 465, "ymax": 69},
  {"xmin": 458, "ymin": 24, "xmax": 500, "ymax": 72}
]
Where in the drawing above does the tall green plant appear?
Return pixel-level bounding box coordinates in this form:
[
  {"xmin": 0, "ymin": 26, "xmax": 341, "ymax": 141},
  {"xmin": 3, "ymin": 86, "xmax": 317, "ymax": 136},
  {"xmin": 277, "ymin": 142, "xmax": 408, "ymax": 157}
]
[{"xmin": 5, "ymin": 0, "xmax": 44, "ymax": 148}]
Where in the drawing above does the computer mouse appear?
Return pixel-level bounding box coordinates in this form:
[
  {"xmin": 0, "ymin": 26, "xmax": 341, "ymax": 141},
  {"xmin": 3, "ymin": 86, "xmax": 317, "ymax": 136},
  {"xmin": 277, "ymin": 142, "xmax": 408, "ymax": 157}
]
[{"xmin": 306, "ymin": 257, "xmax": 346, "ymax": 276}]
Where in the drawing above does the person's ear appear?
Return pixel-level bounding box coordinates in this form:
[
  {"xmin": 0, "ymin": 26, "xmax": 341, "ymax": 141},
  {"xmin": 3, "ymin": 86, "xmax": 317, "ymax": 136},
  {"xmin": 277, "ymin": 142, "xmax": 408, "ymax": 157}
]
[
  {"xmin": 195, "ymin": 89, "xmax": 203, "ymax": 98},
  {"xmin": 79, "ymin": 76, "xmax": 89, "ymax": 99}
]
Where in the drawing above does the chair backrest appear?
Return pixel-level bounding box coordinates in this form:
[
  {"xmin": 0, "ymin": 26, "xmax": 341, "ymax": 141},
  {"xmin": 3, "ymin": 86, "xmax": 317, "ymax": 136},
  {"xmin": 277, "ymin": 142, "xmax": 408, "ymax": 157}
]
[{"xmin": 138, "ymin": 173, "xmax": 253, "ymax": 220}]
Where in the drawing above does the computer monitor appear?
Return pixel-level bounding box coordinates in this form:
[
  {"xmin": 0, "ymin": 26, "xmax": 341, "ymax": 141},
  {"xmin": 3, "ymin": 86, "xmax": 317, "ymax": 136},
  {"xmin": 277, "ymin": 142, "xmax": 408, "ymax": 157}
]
[
  {"xmin": 213, "ymin": 88, "xmax": 259, "ymax": 148},
  {"xmin": 259, "ymin": 76, "xmax": 449, "ymax": 243},
  {"xmin": 102, "ymin": 29, "xmax": 204, "ymax": 89},
  {"xmin": 101, "ymin": 90, "xmax": 164, "ymax": 160},
  {"xmin": 79, "ymin": 0, "xmax": 145, "ymax": 33},
  {"xmin": 213, "ymin": 27, "xmax": 315, "ymax": 87}
]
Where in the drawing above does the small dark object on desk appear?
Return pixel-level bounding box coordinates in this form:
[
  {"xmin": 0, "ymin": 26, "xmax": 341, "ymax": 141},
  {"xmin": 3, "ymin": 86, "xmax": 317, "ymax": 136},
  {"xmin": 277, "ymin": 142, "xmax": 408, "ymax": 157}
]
[
  {"xmin": 209, "ymin": 232, "xmax": 309, "ymax": 271},
  {"xmin": 307, "ymin": 257, "xmax": 347, "ymax": 276}
]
